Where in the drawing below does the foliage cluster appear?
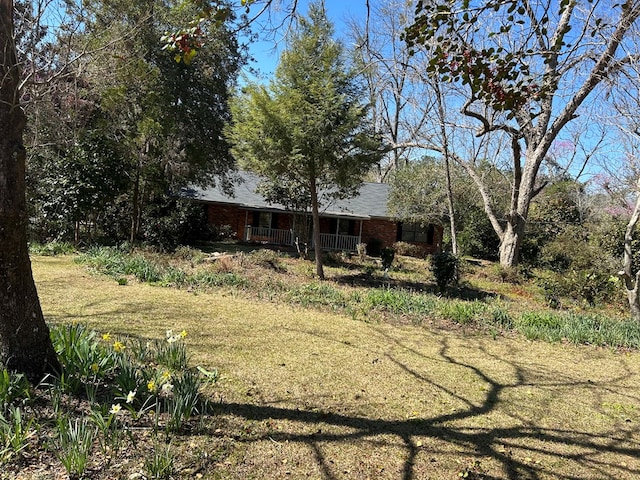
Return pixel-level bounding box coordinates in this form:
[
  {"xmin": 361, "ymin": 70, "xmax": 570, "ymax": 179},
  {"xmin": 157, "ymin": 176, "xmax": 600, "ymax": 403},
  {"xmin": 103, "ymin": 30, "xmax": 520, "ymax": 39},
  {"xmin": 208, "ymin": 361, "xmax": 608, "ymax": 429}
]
[
  {"xmin": 0, "ymin": 324, "xmax": 217, "ymax": 478},
  {"xmin": 24, "ymin": 0, "xmax": 245, "ymax": 248}
]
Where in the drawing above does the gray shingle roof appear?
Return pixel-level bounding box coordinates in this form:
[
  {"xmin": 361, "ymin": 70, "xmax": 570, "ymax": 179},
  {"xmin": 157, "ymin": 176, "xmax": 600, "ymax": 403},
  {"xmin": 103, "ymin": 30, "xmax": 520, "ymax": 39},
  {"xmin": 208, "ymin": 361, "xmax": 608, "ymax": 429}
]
[{"xmin": 182, "ymin": 171, "xmax": 391, "ymax": 219}]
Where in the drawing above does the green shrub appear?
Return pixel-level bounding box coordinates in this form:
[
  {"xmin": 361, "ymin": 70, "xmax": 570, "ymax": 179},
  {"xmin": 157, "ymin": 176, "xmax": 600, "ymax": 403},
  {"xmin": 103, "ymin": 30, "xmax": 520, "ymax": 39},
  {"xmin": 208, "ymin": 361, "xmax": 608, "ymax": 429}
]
[
  {"xmin": 380, "ymin": 247, "xmax": 395, "ymax": 271},
  {"xmin": 537, "ymin": 269, "xmax": 622, "ymax": 308},
  {"xmin": 431, "ymin": 251, "xmax": 459, "ymax": 293}
]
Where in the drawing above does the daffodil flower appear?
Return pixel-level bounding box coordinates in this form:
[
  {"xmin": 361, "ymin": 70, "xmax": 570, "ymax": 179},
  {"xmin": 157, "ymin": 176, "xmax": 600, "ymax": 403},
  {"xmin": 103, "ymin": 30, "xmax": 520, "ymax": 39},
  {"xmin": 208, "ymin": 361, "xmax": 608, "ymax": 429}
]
[
  {"xmin": 102, "ymin": 332, "xmax": 111, "ymax": 341},
  {"xmin": 161, "ymin": 383, "xmax": 174, "ymax": 396},
  {"xmin": 126, "ymin": 390, "xmax": 136, "ymax": 404},
  {"xmin": 109, "ymin": 404, "xmax": 122, "ymax": 415},
  {"xmin": 147, "ymin": 380, "xmax": 157, "ymax": 392}
]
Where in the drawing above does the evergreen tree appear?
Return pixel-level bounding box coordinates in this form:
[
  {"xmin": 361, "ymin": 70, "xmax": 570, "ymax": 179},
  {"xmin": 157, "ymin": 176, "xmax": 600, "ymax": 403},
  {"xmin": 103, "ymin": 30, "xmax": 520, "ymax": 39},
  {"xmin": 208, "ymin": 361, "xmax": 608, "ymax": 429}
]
[{"xmin": 227, "ymin": 1, "xmax": 383, "ymax": 279}]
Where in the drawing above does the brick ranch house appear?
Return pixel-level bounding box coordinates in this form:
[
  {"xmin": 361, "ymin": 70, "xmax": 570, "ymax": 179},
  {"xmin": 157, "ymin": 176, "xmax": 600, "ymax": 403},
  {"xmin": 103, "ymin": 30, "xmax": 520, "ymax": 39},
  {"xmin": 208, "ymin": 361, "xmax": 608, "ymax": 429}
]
[{"xmin": 183, "ymin": 171, "xmax": 442, "ymax": 255}]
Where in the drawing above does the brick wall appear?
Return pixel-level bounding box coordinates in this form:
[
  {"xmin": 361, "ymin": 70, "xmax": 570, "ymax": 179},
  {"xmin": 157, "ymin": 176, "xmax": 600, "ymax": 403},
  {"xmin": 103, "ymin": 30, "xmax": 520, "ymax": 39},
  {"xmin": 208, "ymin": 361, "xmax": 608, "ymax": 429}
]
[
  {"xmin": 361, "ymin": 218, "xmax": 397, "ymax": 247},
  {"xmin": 206, "ymin": 204, "xmax": 246, "ymax": 239},
  {"xmin": 362, "ymin": 218, "xmax": 443, "ymax": 255}
]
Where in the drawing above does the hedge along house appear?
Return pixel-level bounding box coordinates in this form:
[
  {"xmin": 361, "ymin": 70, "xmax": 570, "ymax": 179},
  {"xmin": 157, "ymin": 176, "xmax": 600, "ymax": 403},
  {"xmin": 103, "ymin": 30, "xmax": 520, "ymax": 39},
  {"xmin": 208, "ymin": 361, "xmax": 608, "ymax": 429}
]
[{"xmin": 183, "ymin": 171, "xmax": 442, "ymax": 255}]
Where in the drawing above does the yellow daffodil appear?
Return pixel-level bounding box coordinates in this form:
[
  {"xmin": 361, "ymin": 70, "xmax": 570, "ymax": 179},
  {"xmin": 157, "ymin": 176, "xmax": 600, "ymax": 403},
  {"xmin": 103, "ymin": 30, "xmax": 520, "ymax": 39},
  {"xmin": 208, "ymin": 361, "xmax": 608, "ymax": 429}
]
[
  {"xmin": 147, "ymin": 380, "xmax": 157, "ymax": 392},
  {"xmin": 102, "ymin": 332, "xmax": 111, "ymax": 341},
  {"xmin": 113, "ymin": 341, "xmax": 125, "ymax": 352},
  {"xmin": 90, "ymin": 363, "xmax": 99, "ymax": 374},
  {"xmin": 180, "ymin": 330, "xmax": 187, "ymax": 338}
]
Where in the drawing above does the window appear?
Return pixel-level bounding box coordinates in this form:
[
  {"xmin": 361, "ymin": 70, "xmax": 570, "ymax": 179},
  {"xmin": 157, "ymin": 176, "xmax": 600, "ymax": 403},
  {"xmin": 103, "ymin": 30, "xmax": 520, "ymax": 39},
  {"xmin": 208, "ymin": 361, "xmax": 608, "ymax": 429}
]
[
  {"xmin": 252, "ymin": 211, "xmax": 279, "ymax": 229},
  {"xmin": 330, "ymin": 218, "xmax": 356, "ymax": 236},
  {"xmin": 400, "ymin": 223, "xmax": 434, "ymax": 244}
]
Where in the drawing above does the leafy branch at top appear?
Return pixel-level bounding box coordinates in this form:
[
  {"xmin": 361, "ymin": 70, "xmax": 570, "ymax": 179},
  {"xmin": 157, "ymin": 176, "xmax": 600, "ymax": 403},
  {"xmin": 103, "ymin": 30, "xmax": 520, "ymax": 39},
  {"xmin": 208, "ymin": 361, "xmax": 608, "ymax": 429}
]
[
  {"xmin": 403, "ymin": 0, "xmax": 581, "ymax": 115},
  {"xmin": 161, "ymin": 0, "xmax": 252, "ymax": 64}
]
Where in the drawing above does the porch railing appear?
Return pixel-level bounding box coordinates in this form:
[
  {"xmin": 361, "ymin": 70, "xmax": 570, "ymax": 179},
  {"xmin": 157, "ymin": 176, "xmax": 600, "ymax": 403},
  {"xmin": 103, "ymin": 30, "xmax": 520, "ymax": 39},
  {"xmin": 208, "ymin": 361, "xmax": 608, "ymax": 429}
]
[
  {"xmin": 244, "ymin": 226, "xmax": 293, "ymax": 246},
  {"xmin": 245, "ymin": 225, "xmax": 361, "ymax": 252},
  {"xmin": 318, "ymin": 233, "xmax": 360, "ymax": 252}
]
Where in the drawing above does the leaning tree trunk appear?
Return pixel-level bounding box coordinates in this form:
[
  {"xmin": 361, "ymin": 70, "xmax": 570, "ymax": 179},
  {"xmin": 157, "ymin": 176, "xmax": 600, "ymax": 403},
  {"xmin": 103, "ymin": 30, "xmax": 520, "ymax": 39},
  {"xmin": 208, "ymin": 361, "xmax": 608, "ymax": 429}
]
[
  {"xmin": 0, "ymin": 0, "xmax": 60, "ymax": 382},
  {"xmin": 621, "ymin": 178, "xmax": 640, "ymax": 321}
]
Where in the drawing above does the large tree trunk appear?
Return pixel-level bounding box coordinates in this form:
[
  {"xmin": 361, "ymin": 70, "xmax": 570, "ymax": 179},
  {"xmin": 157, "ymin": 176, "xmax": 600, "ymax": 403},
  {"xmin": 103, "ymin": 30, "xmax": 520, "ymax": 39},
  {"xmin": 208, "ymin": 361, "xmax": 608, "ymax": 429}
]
[
  {"xmin": 499, "ymin": 218, "xmax": 525, "ymax": 267},
  {"xmin": 0, "ymin": 0, "xmax": 60, "ymax": 382},
  {"xmin": 621, "ymin": 179, "xmax": 640, "ymax": 322},
  {"xmin": 310, "ymin": 179, "xmax": 325, "ymax": 280}
]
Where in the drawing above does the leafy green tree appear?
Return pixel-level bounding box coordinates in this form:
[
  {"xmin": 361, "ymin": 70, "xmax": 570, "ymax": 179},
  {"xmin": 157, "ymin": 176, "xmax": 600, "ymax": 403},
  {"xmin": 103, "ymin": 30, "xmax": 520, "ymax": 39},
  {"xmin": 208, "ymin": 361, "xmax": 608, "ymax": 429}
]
[
  {"xmin": 404, "ymin": 0, "xmax": 640, "ymax": 267},
  {"xmin": 0, "ymin": 0, "xmax": 247, "ymax": 380},
  {"xmin": 74, "ymin": 0, "xmax": 243, "ymax": 244},
  {"xmin": 226, "ymin": 2, "xmax": 383, "ymax": 279}
]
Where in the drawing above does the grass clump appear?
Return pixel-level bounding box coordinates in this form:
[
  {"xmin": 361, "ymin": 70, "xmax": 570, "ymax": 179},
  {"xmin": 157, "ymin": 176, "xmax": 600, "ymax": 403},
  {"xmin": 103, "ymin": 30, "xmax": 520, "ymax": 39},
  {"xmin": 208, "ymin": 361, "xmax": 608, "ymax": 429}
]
[
  {"xmin": 516, "ymin": 312, "xmax": 640, "ymax": 347},
  {"xmin": 288, "ymin": 282, "xmax": 347, "ymax": 309},
  {"xmin": 29, "ymin": 241, "xmax": 76, "ymax": 256},
  {"xmin": 77, "ymin": 247, "xmax": 249, "ymax": 290},
  {"xmin": 363, "ymin": 288, "xmax": 436, "ymax": 317}
]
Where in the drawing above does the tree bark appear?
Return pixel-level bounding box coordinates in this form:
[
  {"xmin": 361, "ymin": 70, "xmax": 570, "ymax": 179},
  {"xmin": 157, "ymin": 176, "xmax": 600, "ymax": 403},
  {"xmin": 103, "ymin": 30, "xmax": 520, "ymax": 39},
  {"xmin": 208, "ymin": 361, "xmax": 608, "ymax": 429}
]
[
  {"xmin": 499, "ymin": 217, "xmax": 525, "ymax": 267},
  {"xmin": 0, "ymin": 0, "xmax": 60, "ymax": 382},
  {"xmin": 622, "ymin": 179, "xmax": 640, "ymax": 321},
  {"xmin": 310, "ymin": 178, "xmax": 325, "ymax": 279}
]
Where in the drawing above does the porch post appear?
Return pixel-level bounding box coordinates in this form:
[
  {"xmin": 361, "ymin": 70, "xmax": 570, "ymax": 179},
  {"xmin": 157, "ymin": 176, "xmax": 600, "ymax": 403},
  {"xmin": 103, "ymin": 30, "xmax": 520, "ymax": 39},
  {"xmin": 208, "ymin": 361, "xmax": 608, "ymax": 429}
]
[
  {"xmin": 358, "ymin": 220, "xmax": 363, "ymax": 245},
  {"xmin": 244, "ymin": 210, "xmax": 249, "ymax": 241}
]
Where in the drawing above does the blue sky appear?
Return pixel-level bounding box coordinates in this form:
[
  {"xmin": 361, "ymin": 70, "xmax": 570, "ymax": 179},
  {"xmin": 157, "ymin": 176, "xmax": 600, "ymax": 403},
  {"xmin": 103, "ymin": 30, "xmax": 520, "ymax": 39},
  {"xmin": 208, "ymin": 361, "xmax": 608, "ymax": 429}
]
[{"xmin": 243, "ymin": 0, "xmax": 368, "ymax": 80}]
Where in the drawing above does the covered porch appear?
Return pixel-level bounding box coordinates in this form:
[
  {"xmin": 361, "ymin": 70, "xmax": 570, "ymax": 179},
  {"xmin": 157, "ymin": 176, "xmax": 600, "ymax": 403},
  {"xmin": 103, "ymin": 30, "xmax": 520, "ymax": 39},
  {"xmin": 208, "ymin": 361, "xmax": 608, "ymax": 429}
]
[{"xmin": 243, "ymin": 210, "xmax": 365, "ymax": 252}]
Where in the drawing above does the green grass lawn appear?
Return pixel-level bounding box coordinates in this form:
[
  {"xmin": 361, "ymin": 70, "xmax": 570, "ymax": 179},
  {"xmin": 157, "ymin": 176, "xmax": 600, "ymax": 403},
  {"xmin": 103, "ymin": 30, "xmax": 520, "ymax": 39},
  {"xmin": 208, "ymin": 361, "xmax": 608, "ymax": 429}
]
[{"xmin": 28, "ymin": 254, "xmax": 640, "ymax": 479}]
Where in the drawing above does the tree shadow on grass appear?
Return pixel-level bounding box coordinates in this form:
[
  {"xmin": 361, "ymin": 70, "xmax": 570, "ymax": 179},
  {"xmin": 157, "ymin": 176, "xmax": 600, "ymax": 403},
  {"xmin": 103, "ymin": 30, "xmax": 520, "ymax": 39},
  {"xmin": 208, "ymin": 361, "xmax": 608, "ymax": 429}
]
[{"xmin": 206, "ymin": 333, "xmax": 640, "ymax": 480}]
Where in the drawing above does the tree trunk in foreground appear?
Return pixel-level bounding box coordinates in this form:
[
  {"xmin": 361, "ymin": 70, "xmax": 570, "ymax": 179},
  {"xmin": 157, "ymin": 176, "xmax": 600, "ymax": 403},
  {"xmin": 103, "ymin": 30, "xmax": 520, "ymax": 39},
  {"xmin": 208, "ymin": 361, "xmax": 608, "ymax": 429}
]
[{"xmin": 0, "ymin": 0, "xmax": 60, "ymax": 382}]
